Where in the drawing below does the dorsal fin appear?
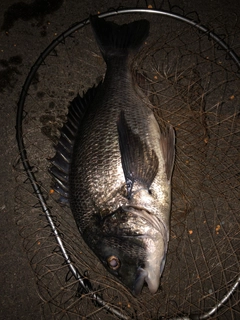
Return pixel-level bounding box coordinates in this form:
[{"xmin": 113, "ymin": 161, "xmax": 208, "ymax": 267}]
[{"xmin": 49, "ymin": 83, "xmax": 101, "ymax": 204}]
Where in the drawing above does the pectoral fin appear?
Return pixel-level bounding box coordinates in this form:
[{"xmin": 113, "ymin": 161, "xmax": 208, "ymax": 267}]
[{"xmin": 117, "ymin": 111, "xmax": 159, "ymax": 199}]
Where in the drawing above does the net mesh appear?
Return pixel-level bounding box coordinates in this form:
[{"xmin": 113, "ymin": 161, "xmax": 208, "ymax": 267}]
[{"xmin": 14, "ymin": 11, "xmax": 239, "ymax": 319}]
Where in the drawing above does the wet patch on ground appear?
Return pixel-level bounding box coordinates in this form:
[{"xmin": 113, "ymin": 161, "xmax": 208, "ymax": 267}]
[
  {"xmin": 39, "ymin": 112, "xmax": 66, "ymax": 143},
  {"xmin": 1, "ymin": 0, "xmax": 64, "ymax": 32},
  {"xmin": 0, "ymin": 55, "xmax": 22, "ymax": 92}
]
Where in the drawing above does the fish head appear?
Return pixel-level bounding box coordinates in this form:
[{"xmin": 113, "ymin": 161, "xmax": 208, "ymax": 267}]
[{"xmin": 88, "ymin": 206, "xmax": 168, "ymax": 296}]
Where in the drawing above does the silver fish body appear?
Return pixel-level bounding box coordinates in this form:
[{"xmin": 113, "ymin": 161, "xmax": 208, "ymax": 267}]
[{"xmin": 50, "ymin": 16, "xmax": 175, "ymax": 296}]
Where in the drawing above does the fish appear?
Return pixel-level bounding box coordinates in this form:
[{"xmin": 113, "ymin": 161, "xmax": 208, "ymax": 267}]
[{"xmin": 49, "ymin": 16, "xmax": 175, "ymax": 296}]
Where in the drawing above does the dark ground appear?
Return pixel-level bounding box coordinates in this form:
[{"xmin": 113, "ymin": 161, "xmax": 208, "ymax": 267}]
[{"xmin": 0, "ymin": 0, "xmax": 239, "ymax": 319}]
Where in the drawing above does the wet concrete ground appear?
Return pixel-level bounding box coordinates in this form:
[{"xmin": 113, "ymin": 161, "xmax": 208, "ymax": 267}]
[{"xmin": 0, "ymin": 0, "xmax": 239, "ymax": 319}]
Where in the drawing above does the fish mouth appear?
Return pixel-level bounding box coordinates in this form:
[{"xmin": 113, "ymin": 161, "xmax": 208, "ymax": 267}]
[
  {"xmin": 133, "ymin": 255, "xmax": 166, "ymax": 296},
  {"xmin": 132, "ymin": 257, "xmax": 166, "ymax": 296},
  {"xmin": 134, "ymin": 267, "xmax": 156, "ymax": 295}
]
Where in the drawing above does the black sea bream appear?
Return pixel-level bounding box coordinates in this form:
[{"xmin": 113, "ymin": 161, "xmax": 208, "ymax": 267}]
[{"xmin": 50, "ymin": 16, "xmax": 175, "ymax": 296}]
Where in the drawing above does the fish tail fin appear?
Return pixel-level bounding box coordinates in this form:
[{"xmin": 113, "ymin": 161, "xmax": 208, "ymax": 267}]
[{"xmin": 90, "ymin": 16, "xmax": 149, "ymax": 61}]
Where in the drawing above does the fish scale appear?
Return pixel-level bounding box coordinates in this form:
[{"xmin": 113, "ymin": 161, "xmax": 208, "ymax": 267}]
[{"xmin": 71, "ymin": 86, "xmax": 153, "ymax": 220}]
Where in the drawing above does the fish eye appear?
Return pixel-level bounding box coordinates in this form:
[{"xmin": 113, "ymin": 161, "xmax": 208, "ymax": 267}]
[{"xmin": 107, "ymin": 256, "xmax": 120, "ymax": 270}]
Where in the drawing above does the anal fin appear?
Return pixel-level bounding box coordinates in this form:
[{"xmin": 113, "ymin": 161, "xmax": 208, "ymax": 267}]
[{"xmin": 159, "ymin": 125, "xmax": 175, "ymax": 181}]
